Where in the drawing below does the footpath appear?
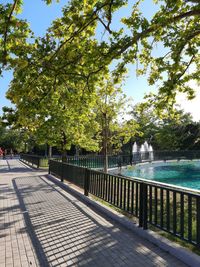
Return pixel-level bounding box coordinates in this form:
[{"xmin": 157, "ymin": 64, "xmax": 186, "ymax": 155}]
[{"xmin": 0, "ymin": 159, "xmax": 188, "ymax": 267}]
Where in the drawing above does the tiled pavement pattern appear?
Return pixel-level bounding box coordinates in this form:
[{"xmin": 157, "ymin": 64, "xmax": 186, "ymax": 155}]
[
  {"xmin": 0, "ymin": 160, "xmax": 188, "ymax": 267},
  {"xmin": 0, "ymin": 160, "xmax": 44, "ymax": 267}
]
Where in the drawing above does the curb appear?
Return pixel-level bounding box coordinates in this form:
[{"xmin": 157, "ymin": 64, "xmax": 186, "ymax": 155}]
[{"xmin": 47, "ymin": 174, "xmax": 200, "ymax": 267}]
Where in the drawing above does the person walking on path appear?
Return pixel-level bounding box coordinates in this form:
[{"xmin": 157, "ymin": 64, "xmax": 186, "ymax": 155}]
[{"xmin": 3, "ymin": 150, "xmax": 6, "ymax": 159}]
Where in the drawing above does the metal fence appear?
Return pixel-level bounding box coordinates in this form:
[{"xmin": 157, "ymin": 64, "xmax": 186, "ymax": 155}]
[
  {"xmin": 63, "ymin": 150, "xmax": 200, "ymax": 168},
  {"xmin": 153, "ymin": 150, "xmax": 200, "ymax": 161},
  {"xmin": 49, "ymin": 159, "xmax": 200, "ymax": 248},
  {"xmin": 20, "ymin": 154, "xmax": 49, "ymax": 168},
  {"xmin": 21, "ymin": 150, "xmax": 200, "ymax": 169},
  {"xmin": 64, "ymin": 154, "xmax": 132, "ymax": 168}
]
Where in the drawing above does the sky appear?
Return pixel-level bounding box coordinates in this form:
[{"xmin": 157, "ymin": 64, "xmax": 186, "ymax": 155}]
[{"xmin": 0, "ymin": 0, "xmax": 199, "ymax": 121}]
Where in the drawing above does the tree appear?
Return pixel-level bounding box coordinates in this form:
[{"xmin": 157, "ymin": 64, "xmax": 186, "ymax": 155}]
[
  {"xmin": 130, "ymin": 103, "xmax": 158, "ymax": 146},
  {"xmin": 0, "ymin": 119, "xmax": 24, "ymax": 152},
  {"xmin": 95, "ymin": 78, "xmax": 139, "ymax": 172},
  {"xmin": 6, "ymin": 0, "xmax": 107, "ymax": 157},
  {"xmin": 3, "ymin": 0, "xmax": 200, "ymax": 160},
  {"xmin": 2, "ymin": 1, "xmax": 199, "ymax": 97},
  {"xmin": 0, "ymin": 0, "xmax": 60, "ymax": 74},
  {"xmin": 153, "ymin": 108, "xmax": 194, "ymax": 150},
  {"xmin": 178, "ymin": 122, "xmax": 200, "ymax": 150},
  {"xmin": 1, "ymin": 106, "xmax": 18, "ymax": 127},
  {"xmin": 109, "ymin": 0, "xmax": 200, "ymax": 105},
  {"xmin": 0, "ymin": 107, "xmax": 33, "ymax": 152},
  {"xmin": 129, "ymin": 102, "xmax": 194, "ymax": 150}
]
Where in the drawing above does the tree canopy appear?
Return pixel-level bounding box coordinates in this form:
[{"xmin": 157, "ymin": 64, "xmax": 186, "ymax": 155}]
[
  {"xmin": 1, "ymin": 0, "xmax": 199, "ymax": 154},
  {"xmin": 1, "ymin": 0, "xmax": 199, "ymax": 91},
  {"xmin": 129, "ymin": 102, "xmax": 200, "ymax": 151}
]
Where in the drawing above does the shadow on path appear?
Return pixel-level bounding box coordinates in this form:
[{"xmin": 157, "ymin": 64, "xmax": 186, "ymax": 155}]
[
  {"xmin": 12, "ymin": 178, "xmax": 50, "ymax": 267},
  {"xmin": 11, "ymin": 175, "xmax": 186, "ymax": 267},
  {"xmin": 0, "ymin": 159, "xmax": 46, "ymax": 173}
]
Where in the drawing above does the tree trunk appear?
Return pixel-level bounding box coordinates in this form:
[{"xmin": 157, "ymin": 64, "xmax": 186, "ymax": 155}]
[
  {"xmin": 104, "ymin": 148, "xmax": 108, "ymax": 173},
  {"xmin": 24, "ymin": 142, "xmax": 27, "ymax": 152},
  {"xmin": 75, "ymin": 146, "xmax": 80, "ymax": 156},
  {"xmin": 62, "ymin": 132, "xmax": 67, "ymax": 162},
  {"xmin": 45, "ymin": 143, "xmax": 48, "ymax": 157},
  {"xmin": 103, "ymin": 127, "xmax": 108, "ymax": 173},
  {"xmin": 48, "ymin": 145, "xmax": 52, "ymax": 158},
  {"xmin": 62, "ymin": 150, "xmax": 67, "ymax": 162},
  {"xmin": 102, "ymin": 111, "xmax": 109, "ymax": 173}
]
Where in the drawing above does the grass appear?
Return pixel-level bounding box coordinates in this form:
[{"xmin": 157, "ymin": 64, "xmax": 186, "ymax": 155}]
[
  {"xmin": 91, "ymin": 195, "xmax": 139, "ymax": 223},
  {"xmin": 149, "ymin": 225, "xmax": 200, "ymax": 256},
  {"xmin": 39, "ymin": 158, "xmax": 49, "ymax": 167},
  {"xmin": 91, "ymin": 194, "xmax": 200, "ymax": 256}
]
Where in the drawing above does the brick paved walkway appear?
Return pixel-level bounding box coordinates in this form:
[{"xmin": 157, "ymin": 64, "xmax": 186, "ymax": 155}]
[{"xmin": 0, "ymin": 160, "xmax": 188, "ymax": 267}]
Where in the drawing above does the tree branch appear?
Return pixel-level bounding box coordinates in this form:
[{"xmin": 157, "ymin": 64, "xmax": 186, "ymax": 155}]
[
  {"xmin": 173, "ymin": 9, "xmax": 200, "ymax": 21},
  {"xmin": 3, "ymin": 0, "xmax": 19, "ymax": 65},
  {"xmin": 98, "ymin": 17, "xmax": 112, "ymax": 34},
  {"xmin": 177, "ymin": 55, "xmax": 195, "ymax": 81}
]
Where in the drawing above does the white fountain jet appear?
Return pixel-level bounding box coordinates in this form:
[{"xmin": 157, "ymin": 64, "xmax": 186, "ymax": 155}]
[
  {"xmin": 132, "ymin": 142, "xmax": 138, "ymax": 153},
  {"xmin": 148, "ymin": 145, "xmax": 154, "ymax": 161},
  {"xmin": 140, "ymin": 144, "xmax": 146, "ymax": 160},
  {"xmin": 140, "ymin": 144, "xmax": 145, "ymax": 152},
  {"xmin": 144, "ymin": 141, "xmax": 149, "ymax": 152},
  {"xmin": 132, "ymin": 142, "xmax": 139, "ymax": 163},
  {"xmin": 148, "ymin": 145, "xmax": 153, "ymax": 152}
]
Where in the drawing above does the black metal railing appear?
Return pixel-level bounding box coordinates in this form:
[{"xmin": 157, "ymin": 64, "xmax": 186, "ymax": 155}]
[
  {"xmin": 20, "ymin": 154, "xmax": 49, "ymax": 168},
  {"xmin": 49, "ymin": 159, "xmax": 85, "ymax": 188},
  {"xmin": 49, "ymin": 159, "xmax": 200, "ymax": 248},
  {"xmin": 63, "ymin": 150, "xmax": 200, "ymax": 168},
  {"xmin": 21, "ymin": 150, "xmax": 200, "ymax": 169},
  {"xmin": 153, "ymin": 150, "xmax": 200, "ymax": 161},
  {"xmin": 64, "ymin": 154, "xmax": 132, "ymax": 168}
]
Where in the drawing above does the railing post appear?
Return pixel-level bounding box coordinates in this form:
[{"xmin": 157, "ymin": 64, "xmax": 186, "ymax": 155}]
[
  {"xmin": 139, "ymin": 183, "xmax": 148, "ymax": 229},
  {"xmin": 61, "ymin": 162, "xmax": 64, "ymax": 182},
  {"xmin": 197, "ymin": 197, "xmax": 200, "ymax": 248},
  {"xmin": 84, "ymin": 168, "xmax": 90, "ymax": 196},
  {"xmin": 143, "ymin": 183, "xmax": 148, "ymax": 230},
  {"xmin": 139, "ymin": 183, "xmax": 143, "ymax": 227},
  {"xmin": 48, "ymin": 160, "xmax": 51, "ymax": 174}
]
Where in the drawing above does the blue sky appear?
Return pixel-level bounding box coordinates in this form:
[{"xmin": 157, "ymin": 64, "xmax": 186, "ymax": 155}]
[{"xmin": 0, "ymin": 0, "xmax": 161, "ymax": 114}]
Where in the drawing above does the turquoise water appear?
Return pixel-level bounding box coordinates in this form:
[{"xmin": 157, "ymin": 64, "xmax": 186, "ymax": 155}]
[{"xmin": 122, "ymin": 161, "xmax": 200, "ymax": 191}]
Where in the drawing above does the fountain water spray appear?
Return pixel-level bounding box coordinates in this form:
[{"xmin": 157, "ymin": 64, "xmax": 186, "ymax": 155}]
[
  {"xmin": 140, "ymin": 144, "xmax": 146, "ymax": 160},
  {"xmin": 132, "ymin": 142, "xmax": 138, "ymax": 153},
  {"xmin": 148, "ymin": 145, "xmax": 154, "ymax": 161},
  {"xmin": 144, "ymin": 141, "xmax": 149, "ymax": 152},
  {"xmin": 132, "ymin": 141, "xmax": 154, "ymax": 162}
]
